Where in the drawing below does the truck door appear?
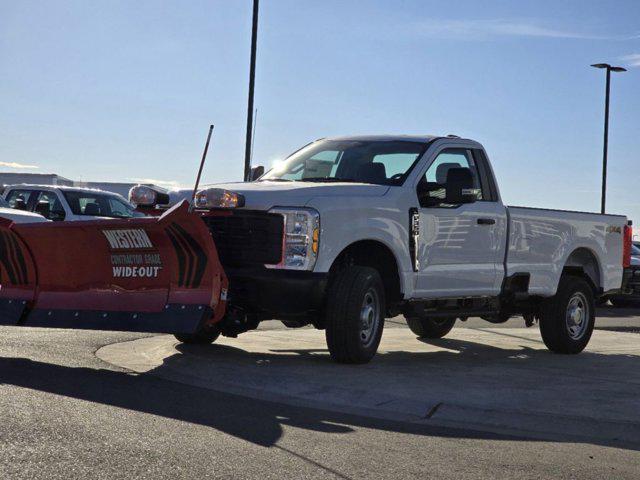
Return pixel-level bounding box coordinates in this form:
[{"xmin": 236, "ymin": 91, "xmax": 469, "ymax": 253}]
[{"xmin": 413, "ymin": 148, "xmax": 506, "ymax": 298}]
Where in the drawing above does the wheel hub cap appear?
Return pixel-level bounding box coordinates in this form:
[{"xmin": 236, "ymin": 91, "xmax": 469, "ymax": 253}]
[
  {"xmin": 565, "ymin": 292, "xmax": 589, "ymax": 340},
  {"xmin": 360, "ymin": 290, "xmax": 380, "ymax": 347}
]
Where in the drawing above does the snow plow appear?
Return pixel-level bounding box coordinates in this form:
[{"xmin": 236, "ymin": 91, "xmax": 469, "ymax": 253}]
[{"xmin": 0, "ymin": 201, "xmax": 227, "ymax": 337}]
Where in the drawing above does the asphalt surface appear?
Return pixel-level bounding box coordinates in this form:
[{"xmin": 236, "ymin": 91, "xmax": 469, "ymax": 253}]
[{"xmin": 1, "ymin": 310, "xmax": 640, "ymax": 479}]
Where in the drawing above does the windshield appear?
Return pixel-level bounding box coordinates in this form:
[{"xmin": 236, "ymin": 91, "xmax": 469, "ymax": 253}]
[
  {"xmin": 62, "ymin": 191, "xmax": 144, "ymax": 219},
  {"xmin": 0, "ymin": 196, "xmax": 8, "ymax": 208},
  {"xmin": 260, "ymin": 139, "xmax": 428, "ymax": 186},
  {"xmin": 632, "ymin": 244, "xmax": 640, "ymax": 256}
]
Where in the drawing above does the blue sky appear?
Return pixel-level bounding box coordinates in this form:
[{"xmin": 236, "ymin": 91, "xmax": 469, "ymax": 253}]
[{"xmin": 1, "ymin": 0, "xmax": 639, "ymax": 219}]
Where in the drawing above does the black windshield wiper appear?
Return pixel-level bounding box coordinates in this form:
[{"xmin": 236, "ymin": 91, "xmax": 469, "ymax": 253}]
[{"xmin": 257, "ymin": 178, "xmax": 292, "ymax": 182}]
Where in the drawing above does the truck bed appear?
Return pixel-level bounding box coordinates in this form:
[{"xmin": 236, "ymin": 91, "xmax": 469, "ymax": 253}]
[{"xmin": 506, "ymin": 206, "xmax": 626, "ymax": 296}]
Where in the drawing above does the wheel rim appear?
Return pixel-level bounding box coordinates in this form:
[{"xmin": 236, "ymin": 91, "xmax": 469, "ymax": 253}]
[
  {"xmin": 565, "ymin": 291, "xmax": 590, "ymax": 340},
  {"xmin": 359, "ymin": 288, "xmax": 380, "ymax": 348}
]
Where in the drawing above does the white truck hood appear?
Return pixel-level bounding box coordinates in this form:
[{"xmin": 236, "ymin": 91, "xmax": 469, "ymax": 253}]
[
  {"xmin": 168, "ymin": 181, "xmax": 390, "ymax": 210},
  {"xmin": 0, "ymin": 207, "xmax": 47, "ymax": 223}
]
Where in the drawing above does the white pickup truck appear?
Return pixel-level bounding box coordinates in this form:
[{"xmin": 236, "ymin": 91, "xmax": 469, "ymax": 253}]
[{"xmin": 131, "ymin": 135, "xmax": 632, "ymax": 363}]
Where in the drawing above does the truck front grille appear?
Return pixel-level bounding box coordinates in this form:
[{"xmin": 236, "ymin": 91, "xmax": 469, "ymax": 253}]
[{"xmin": 202, "ymin": 210, "xmax": 283, "ymax": 267}]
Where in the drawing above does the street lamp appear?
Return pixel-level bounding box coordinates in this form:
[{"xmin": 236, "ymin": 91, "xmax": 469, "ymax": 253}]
[
  {"xmin": 591, "ymin": 63, "xmax": 626, "ymax": 214},
  {"xmin": 244, "ymin": 0, "xmax": 260, "ymax": 182}
]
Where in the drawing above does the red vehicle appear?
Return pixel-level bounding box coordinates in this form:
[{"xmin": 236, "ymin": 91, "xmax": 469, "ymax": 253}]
[{"xmin": 0, "ymin": 201, "xmax": 227, "ymax": 343}]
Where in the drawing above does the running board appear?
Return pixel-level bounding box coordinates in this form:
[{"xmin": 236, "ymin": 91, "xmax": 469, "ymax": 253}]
[
  {"xmin": 402, "ymin": 296, "xmax": 500, "ymax": 319},
  {"xmin": 412, "ymin": 309, "xmax": 498, "ymax": 319}
]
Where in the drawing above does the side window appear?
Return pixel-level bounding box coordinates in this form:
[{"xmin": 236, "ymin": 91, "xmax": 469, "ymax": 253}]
[
  {"xmin": 34, "ymin": 191, "xmax": 66, "ymax": 220},
  {"xmin": 108, "ymin": 198, "xmax": 133, "ymax": 218},
  {"xmin": 417, "ymin": 149, "xmax": 484, "ymax": 207},
  {"xmin": 5, "ymin": 190, "xmax": 33, "ymax": 210},
  {"xmin": 79, "ymin": 197, "xmax": 95, "ymax": 213}
]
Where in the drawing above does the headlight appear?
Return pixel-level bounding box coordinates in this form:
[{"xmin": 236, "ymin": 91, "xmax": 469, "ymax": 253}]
[
  {"xmin": 266, "ymin": 207, "xmax": 320, "ymax": 271},
  {"xmin": 129, "ymin": 185, "xmax": 169, "ymax": 207},
  {"xmin": 195, "ymin": 188, "xmax": 245, "ymax": 209}
]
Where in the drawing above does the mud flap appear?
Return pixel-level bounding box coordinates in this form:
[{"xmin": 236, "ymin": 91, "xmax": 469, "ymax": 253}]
[{"xmin": 0, "ymin": 201, "xmax": 227, "ymax": 334}]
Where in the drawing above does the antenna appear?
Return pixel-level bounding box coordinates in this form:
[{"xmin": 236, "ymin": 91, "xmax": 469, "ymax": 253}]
[{"xmin": 189, "ymin": 125, "xmax": 214, "ymax": 213}]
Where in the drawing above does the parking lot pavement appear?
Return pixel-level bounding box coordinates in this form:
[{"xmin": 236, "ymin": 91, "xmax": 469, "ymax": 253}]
[
  {"xmin": 98, "ymin": 313, "xmax": 640, "ymax": 449},
  {"xmin": 3, "ymin": 323, "xmax": 640, "ymax": 479}
]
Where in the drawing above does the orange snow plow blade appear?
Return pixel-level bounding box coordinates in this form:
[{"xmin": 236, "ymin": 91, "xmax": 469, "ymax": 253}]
[{"xmin": 0, "ymin": 201, "xmax": 227, "ymax": 334}]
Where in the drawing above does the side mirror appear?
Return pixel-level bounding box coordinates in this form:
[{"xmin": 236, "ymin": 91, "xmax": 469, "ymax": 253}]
[
  {"xmin": 445, "ymin": 167, "xmax": 478, "ymax": 204},
  {"xmin": 249, "ymin": 165, "xmax": 264, "ymax": 182},
  {"xmin": 417, "ymin": 180, "xmax": 444, "ymax": 207}
]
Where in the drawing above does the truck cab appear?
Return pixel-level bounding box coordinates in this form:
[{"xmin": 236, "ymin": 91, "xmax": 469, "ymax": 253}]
[{"xmin": 131, "ymin": 135, "xmax": 630, "ymax": 363}]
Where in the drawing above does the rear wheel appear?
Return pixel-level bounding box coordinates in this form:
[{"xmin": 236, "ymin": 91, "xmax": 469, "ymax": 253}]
[
  {"xmin": 174, "ymin": 325, "xmax": 221, "ymax": 345},
  {"xmin": 539, "ymin": 276, "xmax": 595, "ymax": 354},
  {"xmin": 405, "ymin": 316, "xmax": 456, "ymax": 339},
  {"xmin": 325, "ymin": 266, "xmax": 385, "ymax": 364}
]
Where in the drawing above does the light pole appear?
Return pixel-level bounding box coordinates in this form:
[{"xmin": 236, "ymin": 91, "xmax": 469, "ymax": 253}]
[
  {"xmin": 243, "ymin": 0, "xmax": 259, "ymax": 181},
  {"xmin": 591, "ymin": 63, "xmax": 626, "ymax": 214}
]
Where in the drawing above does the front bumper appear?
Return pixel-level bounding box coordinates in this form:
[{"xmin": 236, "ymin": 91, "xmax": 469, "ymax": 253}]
[{"xmin": 225, "ymin": 267, "xmax": 329, "ymax": 318}]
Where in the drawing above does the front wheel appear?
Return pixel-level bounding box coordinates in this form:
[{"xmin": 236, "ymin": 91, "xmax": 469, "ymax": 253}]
[
  {"xmin": 405, "ymin": 316, "xmax": 456, "ymax": 339},
  {"xmin": 539, "ymin": 276, "xmax": 595, "ymax": 354},
  {"xmin": 325, "ymin": 266, "xmax": 385, "ymax": 364},
  {"xmin": 174, "ymin": 325, "xmax": 221, "ymax": 345}
]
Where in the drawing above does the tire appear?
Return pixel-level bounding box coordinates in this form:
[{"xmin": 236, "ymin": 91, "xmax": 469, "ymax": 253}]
[
  {"xmin": 325, "ymin": 266, "xmax": 385, "ymax": 364},
  {"xmin": 405, "ymin": 316, "xmax": 456, "ymax": 339},
  {"xmin": 174, "ymin": 326, "xmax": 221, "ymax": 345},
  {"xmin": 539, "ymin": 275, "xmax": 595, "ymax": 354}
]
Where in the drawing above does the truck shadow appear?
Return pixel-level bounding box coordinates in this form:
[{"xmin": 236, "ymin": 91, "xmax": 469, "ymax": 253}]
[
  {"xmin": 1, "ymin": 333, "xmax": 639, "ymax": 452},
  {"xmin": 0, "ymin": 354, "xmax": 521, "ymax": 450}
]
